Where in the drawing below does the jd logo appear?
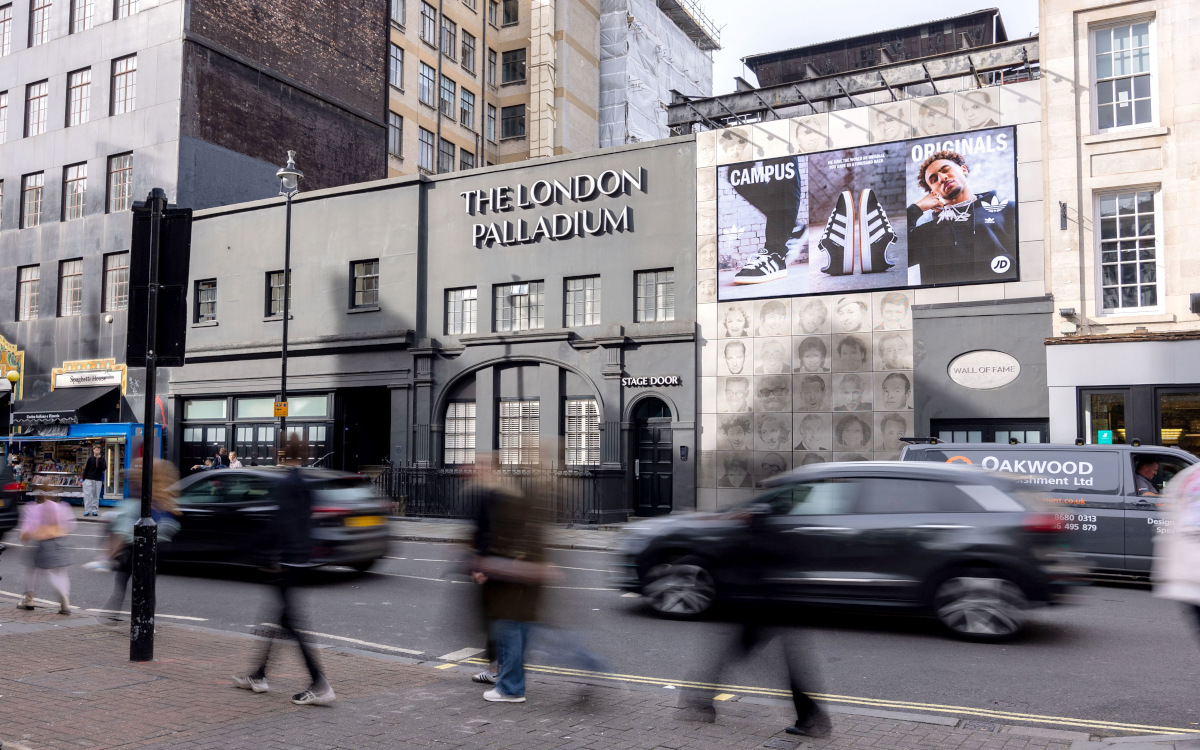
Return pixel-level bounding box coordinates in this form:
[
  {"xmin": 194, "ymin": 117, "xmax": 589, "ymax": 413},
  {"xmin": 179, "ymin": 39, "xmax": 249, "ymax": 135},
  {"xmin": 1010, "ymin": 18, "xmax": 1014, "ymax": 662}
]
[
  {"xmin": 990, "ymin": 256, "xmax": 1012, "ymax": 274},
  {"xmin": 946, "ymin": 455, "xmax": 974, "ymax": 465}
]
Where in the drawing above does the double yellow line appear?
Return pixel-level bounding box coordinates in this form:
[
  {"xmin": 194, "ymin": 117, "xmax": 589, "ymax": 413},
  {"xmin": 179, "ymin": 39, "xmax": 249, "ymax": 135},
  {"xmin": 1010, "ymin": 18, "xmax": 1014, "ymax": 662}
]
[{"xmin": 462, "ymin": 658, "xmax": 1198, "ymax": 736}]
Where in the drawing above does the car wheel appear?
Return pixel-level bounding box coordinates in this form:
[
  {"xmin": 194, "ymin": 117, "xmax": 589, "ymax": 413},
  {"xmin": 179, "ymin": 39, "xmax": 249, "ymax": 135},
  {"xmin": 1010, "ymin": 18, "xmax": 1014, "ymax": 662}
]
[
  {"xmin": 933, "ymin": 571, "xmax": 1028, "ymax": 642},
  {"xmin": 350, "ymin": 559, "xmax": 376, "ymax": 573},
  {"xmin": 643, "ymin": 556, "xmax": 717, "ymax": 619}
]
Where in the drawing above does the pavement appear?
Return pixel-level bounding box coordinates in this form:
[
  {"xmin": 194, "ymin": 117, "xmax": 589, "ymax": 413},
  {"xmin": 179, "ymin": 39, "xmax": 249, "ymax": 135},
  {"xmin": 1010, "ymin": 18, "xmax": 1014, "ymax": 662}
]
[{"xmin": 0, "ymin": 601, "xmax": 1140, "ymax": 750}]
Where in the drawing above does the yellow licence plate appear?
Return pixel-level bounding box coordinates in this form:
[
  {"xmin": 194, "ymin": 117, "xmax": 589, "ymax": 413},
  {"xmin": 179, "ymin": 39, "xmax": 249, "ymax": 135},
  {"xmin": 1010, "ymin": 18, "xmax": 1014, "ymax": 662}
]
[{"xmin": 345, "ymin": 516, "xmax": 385, "ymax": 527}]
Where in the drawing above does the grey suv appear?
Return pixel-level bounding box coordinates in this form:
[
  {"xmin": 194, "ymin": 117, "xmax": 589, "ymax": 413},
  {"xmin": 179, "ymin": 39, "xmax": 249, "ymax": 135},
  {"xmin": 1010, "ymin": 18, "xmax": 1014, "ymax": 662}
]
[{"xmin": 615, "ymin": 462, "xmax": 1080, "ymax": 641}]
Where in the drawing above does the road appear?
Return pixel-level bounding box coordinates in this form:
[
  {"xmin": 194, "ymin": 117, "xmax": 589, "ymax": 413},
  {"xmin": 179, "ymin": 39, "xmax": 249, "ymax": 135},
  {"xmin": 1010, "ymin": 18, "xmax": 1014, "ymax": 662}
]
[{"xmin": 2, "ymin": 523, "xmax": 1198, "ymax": 737}]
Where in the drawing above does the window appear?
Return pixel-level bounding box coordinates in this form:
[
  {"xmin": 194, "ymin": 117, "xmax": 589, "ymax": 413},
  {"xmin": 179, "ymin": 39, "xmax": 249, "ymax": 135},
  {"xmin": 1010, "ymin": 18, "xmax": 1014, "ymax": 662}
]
[
  {"xmin": 266, "ymin": 270, "xmax": 290, "ymax": 317},
  {"xmin": 439, "ymin": 75, "xmax": 456, "ymax": 118},
  {"xmin": 460, "ymin": 88, "xmax": 475, "ymax": 128},
  {"xmin": 0, "ymin": 4, "xmax": 11, "ymax": 56},
  {"xmin": 418, "ymin": 62, "xmax": 436, "ymax": 106},
  {"xmin": 859, "ymin": 478, "xmax": 978, "ymax": 514},
  {"xmin": 459, "ymin": 149, "xmax": 474, "ymax": 171},
  {"xmin": 1093, "ymin": 21, "xmax": 1153, "ymax": 131},
  {"xmin": 487, "ymin": 0, "xmax": 496, "ymax": 25},
  {"xmin": 499, "ymin": 400, "xmax": 539, "ymax": 466},
  {"xmin": 0, "ymin": 181, "xmax": 3, "ymax": 230},
  {"xmin": 389, "ymin": 0, "xmax": 404, "ymax": 25},
  {"xmin": 114, "ymin": 0, "xmax": 136, "ymax": 19},
  {"xmin": 418, "ymin": 127, "xmax": 435, "ymax": 172},
  {"xmin": 487, "ymin": 48, "xmax": 497, "ymax": 86},
  {"xmin": 62, "ymin": 162, "xmax": 87, "ymax": 221},
  {"xmin": 1098, "ymin": 190, "xmax": 1159, "ymax": 312},
  {"xmin": 445, "ymin": 287, "xmax": 477, "ymax": 334},
  {"xmin": 0, "ymin": 91, "xmax": 7, "ymax": 143},
  {"xmin": 25, "ymin": 80, "xmax": 48, "ymax": 136},
  {"xmin": 66, "ymin": 68, "xmax": 90, "ymax": 126},
  {"xmin": 500, "ymin": 104, "xmax": 525, "ymax": 138},
  {"xmin": 438, "ymin": 137, "xmax": 454, "ymax": 173},
  {"xmin": 59, "ymin": 259, "xmax": 84, "ymax": 317},
  {"xmin": 565, "ymin": 276, "xmax": 601, "ymax": 327},
  {"xmin": 419, "ymin": 1, "xmax": 436, "ymax": 45},
  {"xmin": 461, "ymin": 31, "xmax": 476, "ymax": 73},
  {"xmin": 111, "ymin": 55, "xmax": 137, "ymax": 115},
  {"xmin": 29, "ymin": 0, "xmax": 50, "ymax": 46},
  {"xmin": 71, "ymin": 0, "xmax": 93, "ymax": 32},
  {"xmin": 501, "ymin": 48, "xmax": 526, "ymax": 83},
  {"xmin": 387, "ymin": 112, "xmax": 402, "ymax": 158},
  {"xmin": 21, "ymin": 172, "xmax": 43, "ymax": 228},
  {"xmin": 501, "ymin": 0, "xmax": 517, "ymax": 25},
  {"xmin": 565, "ymin": 398, "xmax": 600, "ymax": 466},
  {"xmin": 444, "ymin": 402, "xmax": 476, "ymax": 464},
  {"xmin": 494, "ymin": 281, "xmax": 544, "ymax": 332},
  {"xmin": 351, "ymin": 259, "xmax": 379, "ymax": 308},
  {"xmin": 766, "ymin": 480, "xmax": 857, "ymax": 516},
  {"xmin": 636, "ymin": 270, "xmax": 675, "ymax": 322},
  {"xmin": 107, "ymin": 153, "xmax": 133, "ymax": 212},
  {"xmin": 441, "ymin": 17, "xmax": 456, "ymax": 59},
  {"xmin": 389, "ymin": 44, "xmax": 404, "ymax": 89},
  {"xmin": 16, "ymin": 266, "xmax": 39, "ymax": 321},
  {"xmin": 103, "ymin": 251, "xmax": 129, "ymax": 311},
  {"xmin": 486, "ymin": 103, "xmax": 496, "ymax": 142},
  {"xmin": 462, "ymin": 0, "xmax": 475, "ymax": 9},
  {"xmin": 195, "ymin": 279, "xmax": 217, "ymax": 322}
]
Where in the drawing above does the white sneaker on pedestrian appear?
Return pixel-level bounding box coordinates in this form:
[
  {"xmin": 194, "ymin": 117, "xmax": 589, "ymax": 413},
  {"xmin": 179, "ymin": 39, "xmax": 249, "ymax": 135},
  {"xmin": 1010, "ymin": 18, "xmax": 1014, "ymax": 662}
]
[
  {"xmin": 82, "ymin": 560, "xmax": 113, "ymax": 572},
  {"xmin": 472, "ymin": 671, "xmax": 497, "ymax": 685},
  {"xmin": 292, "ymin": 685, "xmax": 336, "ymax": 706},
  {"xmin": 483, "ymin": 689, "xmax": 526, "ymax": 703},
  {"xmin": 232, "ymin": 675, "xmax": 269, "ymax": 693}
]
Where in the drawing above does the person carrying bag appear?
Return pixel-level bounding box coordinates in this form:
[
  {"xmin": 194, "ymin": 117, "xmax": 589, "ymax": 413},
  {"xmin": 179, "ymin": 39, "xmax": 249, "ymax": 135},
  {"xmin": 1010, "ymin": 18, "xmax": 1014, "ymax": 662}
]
[{"xmin": 18, "ymin": 486, "xmax": 77, "ymax": 614}]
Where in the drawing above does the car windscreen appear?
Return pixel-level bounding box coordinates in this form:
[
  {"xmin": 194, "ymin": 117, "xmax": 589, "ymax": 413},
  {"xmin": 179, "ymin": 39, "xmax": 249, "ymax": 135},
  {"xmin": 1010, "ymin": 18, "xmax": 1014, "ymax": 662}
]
[{"xmin": 311, "ymin": 477, "xmax": 378, "ymax": 505}]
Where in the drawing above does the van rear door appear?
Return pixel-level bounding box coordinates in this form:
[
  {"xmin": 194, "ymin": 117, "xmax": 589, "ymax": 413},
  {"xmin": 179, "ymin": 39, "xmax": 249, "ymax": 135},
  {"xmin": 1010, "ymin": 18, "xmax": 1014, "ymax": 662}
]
[{"xmin": 902, "ymin": 447, "xmax": 1125, "ymax": 570}]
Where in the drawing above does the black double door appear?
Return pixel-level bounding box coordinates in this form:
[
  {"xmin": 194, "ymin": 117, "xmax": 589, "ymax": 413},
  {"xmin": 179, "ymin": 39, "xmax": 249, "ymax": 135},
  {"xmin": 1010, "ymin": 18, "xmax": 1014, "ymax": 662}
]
[{"xmin": 634, "ymin": 399, "xmax": 673, "ymax": 517}]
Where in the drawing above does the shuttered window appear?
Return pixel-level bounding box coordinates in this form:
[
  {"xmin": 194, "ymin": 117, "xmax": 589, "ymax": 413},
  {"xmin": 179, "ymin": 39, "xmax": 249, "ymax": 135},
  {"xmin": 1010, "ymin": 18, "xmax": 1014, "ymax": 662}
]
[
  {"xmin": 565, "ymin": 398, "xmax": 600, "ymax": 466},
  {"xmin": 499, "ymin": 400, "xmax": 539, "ymax": 466},
  {"xmin": 444, "ymin": 401, "xmax": 476, "ymax": 465}
]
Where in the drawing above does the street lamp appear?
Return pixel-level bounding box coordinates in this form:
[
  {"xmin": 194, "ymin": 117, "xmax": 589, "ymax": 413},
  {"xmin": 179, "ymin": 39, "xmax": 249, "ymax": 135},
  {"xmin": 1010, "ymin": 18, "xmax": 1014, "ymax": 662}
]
[{"xmin": 275, "ymin": 152, "xmax": 303, "ymax": 464}]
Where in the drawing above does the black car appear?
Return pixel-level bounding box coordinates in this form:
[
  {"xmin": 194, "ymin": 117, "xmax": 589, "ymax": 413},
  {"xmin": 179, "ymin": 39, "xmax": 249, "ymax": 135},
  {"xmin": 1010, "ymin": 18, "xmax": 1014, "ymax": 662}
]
[
  {"xmin": 615, "ymin": 462, "xmax": 1081, "ymax": 640},
  {"xmin": 162, "ymin": 468, "xmax": 391, "ymax": 571},
  {"xmin": 0, "ymin": 465, "xmax": 26, "ymax": 536}
]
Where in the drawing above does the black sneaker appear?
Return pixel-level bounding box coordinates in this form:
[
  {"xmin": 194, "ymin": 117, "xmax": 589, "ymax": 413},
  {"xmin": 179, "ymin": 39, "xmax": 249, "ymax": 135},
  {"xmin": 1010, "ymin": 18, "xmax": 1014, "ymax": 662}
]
[
  {"xmin": 732, "ymin": 253, "xmax": 787, "ymax": 284},
  {"xmin": 785, "ymin": 708, "xmax": 832, "ymax": 737},
  {"xmin": 818, "ymin": 191, "xmax": 854, "ymax": 276},
  {"xmin": 858, "ymin": 188, "xmax": 897, "ymax": 273}
]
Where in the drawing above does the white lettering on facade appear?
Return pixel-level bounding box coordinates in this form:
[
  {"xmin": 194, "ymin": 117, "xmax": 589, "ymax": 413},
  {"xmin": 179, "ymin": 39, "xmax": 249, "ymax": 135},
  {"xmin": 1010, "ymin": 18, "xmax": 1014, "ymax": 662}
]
[{"xmin": 621, "ymin": 375, "xmax": 682, "ymax": 388}]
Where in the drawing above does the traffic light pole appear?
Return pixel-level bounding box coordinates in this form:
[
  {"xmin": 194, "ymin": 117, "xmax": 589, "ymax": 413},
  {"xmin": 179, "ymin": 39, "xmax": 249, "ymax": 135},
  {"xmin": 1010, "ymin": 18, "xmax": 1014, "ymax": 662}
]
[{"xmin": 130, "ymin": 188, "xmax": 166, "ymax": 662}]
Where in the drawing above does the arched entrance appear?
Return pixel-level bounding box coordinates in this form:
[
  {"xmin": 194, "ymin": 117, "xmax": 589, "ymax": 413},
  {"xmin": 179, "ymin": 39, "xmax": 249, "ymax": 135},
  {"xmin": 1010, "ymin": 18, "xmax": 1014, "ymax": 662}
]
[{"xmin": 633, "ymin": 397, "xmax": 672, "ymax": 516}]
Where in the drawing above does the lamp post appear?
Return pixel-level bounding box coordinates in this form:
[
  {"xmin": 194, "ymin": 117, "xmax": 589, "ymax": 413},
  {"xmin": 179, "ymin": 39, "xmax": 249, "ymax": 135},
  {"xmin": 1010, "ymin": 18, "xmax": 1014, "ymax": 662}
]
[{"xmin": 276, "ymin": 152, "xmax": 303, "ymax": 463}]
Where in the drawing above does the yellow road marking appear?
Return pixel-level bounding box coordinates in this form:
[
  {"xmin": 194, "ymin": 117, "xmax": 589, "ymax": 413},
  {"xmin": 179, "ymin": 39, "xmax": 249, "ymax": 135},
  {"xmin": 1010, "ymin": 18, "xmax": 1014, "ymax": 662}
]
[
  {"xmin": 461, "ymin": 658, "xmax": 1199, "ymax": 735},
  {"xmin": 436, "ymin": 663, "xmax": 457, "ymax": 670},
  {"xmin": 713, "ymin": 694, "xmax": 735, "ymax": 701}
]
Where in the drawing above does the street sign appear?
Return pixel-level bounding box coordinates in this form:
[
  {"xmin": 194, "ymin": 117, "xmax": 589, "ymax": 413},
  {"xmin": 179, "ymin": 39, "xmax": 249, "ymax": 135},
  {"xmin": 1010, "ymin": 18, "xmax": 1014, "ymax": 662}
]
[
  {"xmin": 274, "ymin": 402, "xmax": 288, "ymax": 417},
  {"xmin": 1098, "ymin": 430, "xmax": 1113, "ymax": 445}
]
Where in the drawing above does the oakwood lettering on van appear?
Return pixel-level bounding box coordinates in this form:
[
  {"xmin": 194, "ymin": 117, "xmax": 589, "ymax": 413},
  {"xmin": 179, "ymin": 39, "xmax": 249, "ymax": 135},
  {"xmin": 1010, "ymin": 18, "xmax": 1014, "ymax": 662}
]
[{"xmin": 977, "ymin": 456, "xmax": 1096, "ymax": 486}]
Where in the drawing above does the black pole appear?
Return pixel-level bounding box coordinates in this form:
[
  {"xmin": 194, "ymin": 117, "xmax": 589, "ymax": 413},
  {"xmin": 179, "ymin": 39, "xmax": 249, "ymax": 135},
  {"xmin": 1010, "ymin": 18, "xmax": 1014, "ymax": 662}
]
[
  {"xmin": 278, "ymin": 192, "xmax": 291, "ymax": 463},
  {"xmin": 130, "ymin": 187, "xmax": 165, "ymax": 662}
]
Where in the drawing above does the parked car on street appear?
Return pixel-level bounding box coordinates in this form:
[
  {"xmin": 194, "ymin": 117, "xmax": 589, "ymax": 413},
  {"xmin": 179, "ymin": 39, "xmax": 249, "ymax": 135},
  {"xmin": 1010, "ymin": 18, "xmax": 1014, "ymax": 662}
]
[
  {"xmin": 0, "ymin": 464, "xmax": 26, "ymax": 536},
  {"xmin": 901, "ymin": 442, "xmax": 1196, "ymax": 575},
  {"xmin": 162, "ymin": 468, "xmax": 391, "ymax": 572},
  {"xmin": 615, "ymin": 462, "xmax": 1081, "ymax": 641}
]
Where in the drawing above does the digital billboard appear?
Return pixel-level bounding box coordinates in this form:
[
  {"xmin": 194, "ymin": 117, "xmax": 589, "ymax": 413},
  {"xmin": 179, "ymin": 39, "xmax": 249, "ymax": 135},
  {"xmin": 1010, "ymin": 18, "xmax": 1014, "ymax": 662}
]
[{"xmin": 716, "ymin": 125, "xmax": 1019, "ymax": 301}]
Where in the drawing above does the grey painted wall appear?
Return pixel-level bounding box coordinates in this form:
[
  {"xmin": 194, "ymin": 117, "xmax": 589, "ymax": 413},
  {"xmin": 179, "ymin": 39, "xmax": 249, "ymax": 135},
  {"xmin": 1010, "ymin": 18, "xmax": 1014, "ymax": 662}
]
[{"xmin": 912, "ymin": 297, "xmax": 1053, "ymax": 436}]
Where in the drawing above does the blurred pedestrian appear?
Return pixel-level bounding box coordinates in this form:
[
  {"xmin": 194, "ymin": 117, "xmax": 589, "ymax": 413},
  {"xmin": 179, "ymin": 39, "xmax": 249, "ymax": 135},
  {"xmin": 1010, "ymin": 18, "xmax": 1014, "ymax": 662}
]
[
  {"xmin": 467, "ymin": 461, "xmax": 502, "ymax": 686},
  {"xmin": 466, "ymin": 459, "xmax": 555, "ymax": 703},
  {"xmin": 1153, "ymin": 461, "xmax": 1200, "ymax": 634},
  {"xmin": 233, "ymin": 436, "xmax": 335, "ymax": 706},
  {"xmin": 98, "ymin": 459, "xmax": 181, "ymax": 618},
  {"xmin": 681, "ymin": 508, "xmax": 830, "ymax": 737},
  {"xmin": 17, "ymin": 479, "xmax": 76, "ymax": 614},
  {"xmin": 213, "ymin": 447, "xmax": 228, "ymax": 469},
  {"xmin": 81, "ymin": 443, "xmax": 105, "ymax": 516}
]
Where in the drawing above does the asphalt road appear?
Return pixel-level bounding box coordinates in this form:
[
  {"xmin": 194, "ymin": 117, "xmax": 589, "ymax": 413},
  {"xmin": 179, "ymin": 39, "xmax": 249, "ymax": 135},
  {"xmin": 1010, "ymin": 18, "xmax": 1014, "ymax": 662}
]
[{"xmin": 2, "ymin": 524, "xmax": 1198, "ymax": 736}]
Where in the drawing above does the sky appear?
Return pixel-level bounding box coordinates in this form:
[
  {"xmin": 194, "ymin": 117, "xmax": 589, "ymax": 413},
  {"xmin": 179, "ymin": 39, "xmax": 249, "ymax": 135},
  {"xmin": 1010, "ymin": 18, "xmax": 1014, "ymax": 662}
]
[{"xmin": 704, "ymin": 0, "xmax": 1039, "ymax": 94}]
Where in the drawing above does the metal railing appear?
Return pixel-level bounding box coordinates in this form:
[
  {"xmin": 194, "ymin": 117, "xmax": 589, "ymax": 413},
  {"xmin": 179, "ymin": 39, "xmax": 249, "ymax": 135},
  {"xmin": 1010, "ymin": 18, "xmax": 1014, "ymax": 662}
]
[{"xmin": 374, "ymin": 465, "xmax": 602, "ymax": 524}]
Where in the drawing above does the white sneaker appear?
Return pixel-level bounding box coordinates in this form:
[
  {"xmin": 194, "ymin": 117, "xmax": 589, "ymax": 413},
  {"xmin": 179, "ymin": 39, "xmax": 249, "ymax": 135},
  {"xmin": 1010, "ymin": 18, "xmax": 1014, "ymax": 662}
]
[
  {"xmin": 292, "ymin": 685, "xmax": 336, "ymax": 706},
  {"xmin": 472, "ymin": 671, "xmax": 497, "ymax": 685},
  {"xmin": 232, "ymin": 675, "xmax": 269, "ymax": 693},
  {"xmin": 82, "ymin": 560, "xmax": 113, "ymax": 572},
  {"xmin": 483, "ymin": 689, "xmax": 526, "ymax": 703}
]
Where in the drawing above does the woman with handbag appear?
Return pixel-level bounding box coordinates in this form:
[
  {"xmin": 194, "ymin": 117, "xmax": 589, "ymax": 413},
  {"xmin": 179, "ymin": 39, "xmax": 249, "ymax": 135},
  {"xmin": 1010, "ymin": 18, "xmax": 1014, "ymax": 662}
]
[{"xmin": 17, "ymin": 482, "xmax": 77, "ymax": 614}]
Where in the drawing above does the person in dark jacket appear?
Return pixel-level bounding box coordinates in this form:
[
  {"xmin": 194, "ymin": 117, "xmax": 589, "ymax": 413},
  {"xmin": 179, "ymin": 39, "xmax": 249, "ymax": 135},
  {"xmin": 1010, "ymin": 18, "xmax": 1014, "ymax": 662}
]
[
  {"xmin": 81, "ymin": 443, "xmax": 105, "ymax": 516},
  {"xmin": 233, "ymin": 436, "xmax": 334, "ymax": 706}
]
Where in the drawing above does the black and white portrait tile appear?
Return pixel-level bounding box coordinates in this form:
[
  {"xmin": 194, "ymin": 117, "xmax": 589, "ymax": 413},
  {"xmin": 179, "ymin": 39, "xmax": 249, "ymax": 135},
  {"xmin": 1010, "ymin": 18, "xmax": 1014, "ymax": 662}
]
[
  {"xmin": 793, "ymin": 373, "xmax": 831, "ymax": 412},
  {"xmin": 793, "ymin": 412, "xmax": 832, "ymax": 452},
  {"xmin": 792, "ymin": 335, "xmax": 831, "ymax": 373}
]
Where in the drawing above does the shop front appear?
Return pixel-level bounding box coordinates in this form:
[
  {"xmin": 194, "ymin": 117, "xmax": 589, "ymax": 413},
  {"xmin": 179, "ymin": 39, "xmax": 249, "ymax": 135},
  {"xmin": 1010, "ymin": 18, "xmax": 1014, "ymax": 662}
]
[{"xmin": 1047, "ymin": 333, "xmax": 1200, "ymax": 454}]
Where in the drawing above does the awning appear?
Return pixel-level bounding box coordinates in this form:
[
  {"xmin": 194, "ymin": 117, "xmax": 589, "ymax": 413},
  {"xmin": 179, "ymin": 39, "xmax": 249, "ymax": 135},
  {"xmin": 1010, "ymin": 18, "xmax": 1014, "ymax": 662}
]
[{"xmin": 13, "ymin": 386, "xmax": 121, "ymax": 427}]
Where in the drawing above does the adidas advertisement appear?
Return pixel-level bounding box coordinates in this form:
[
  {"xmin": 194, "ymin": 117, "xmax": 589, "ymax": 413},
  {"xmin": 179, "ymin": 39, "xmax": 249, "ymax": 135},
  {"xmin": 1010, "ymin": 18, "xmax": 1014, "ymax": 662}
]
[{"xmin": 716, "ymin": 125, "xmax": 1019, "ymax": 301}]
